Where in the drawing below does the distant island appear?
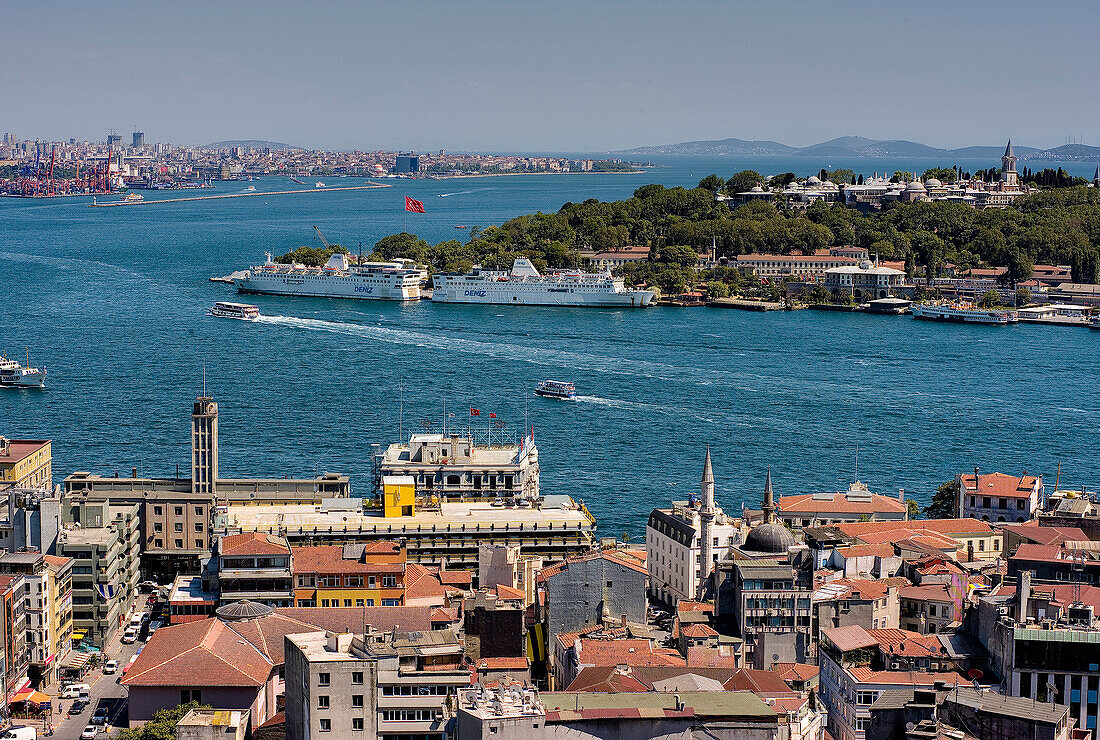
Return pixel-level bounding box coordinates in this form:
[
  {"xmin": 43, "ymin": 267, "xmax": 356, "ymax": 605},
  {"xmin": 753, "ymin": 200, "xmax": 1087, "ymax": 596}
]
[{"xmin": 616, "ymin": 136, "xmax": 1100, "ymax": 161}]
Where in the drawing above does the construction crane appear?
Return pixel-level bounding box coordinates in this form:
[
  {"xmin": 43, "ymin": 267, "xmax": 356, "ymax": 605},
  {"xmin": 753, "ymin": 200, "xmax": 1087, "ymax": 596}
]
[
  {"xmin": 313, "ymin": 225, "xmax": 331, "ymax": 249},
  {"xmin": 46, "ymin": 147, "xmax": 56, "ymax": 195}
]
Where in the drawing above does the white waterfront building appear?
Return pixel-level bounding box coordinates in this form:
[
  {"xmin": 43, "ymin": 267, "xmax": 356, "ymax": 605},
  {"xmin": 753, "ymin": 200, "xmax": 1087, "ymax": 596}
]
[{"xmin": 646, "ymin": 449, "xmax": 739, "ymax": 606}]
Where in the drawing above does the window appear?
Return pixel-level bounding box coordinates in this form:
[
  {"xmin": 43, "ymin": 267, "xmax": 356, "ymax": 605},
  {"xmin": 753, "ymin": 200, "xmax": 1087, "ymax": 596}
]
[
  {"xmin": 983, "ymin": 497, "xmax": 991, "ymax": 508},
  {"xmin": 195, "ymin": 506, "xmax": 203, "ymax": 516},
  {"xmin": 344, "ymin": 599, "xmax": 352, "ymax": 607},
  {"xmin": 319, "ymin": 719, "xmax": 331, "ymax": 732},
  {"xmin": 321, "ymin": 599, "xmax": 330, "ymax": 608},
  {"xmin": 979, "ymin": 540, "xmax": 985, "ymax": 551},
  {"xmin": 606, "ymin": 581, "xmax": 613, "ymax": 588},
  {"xmin": 352, "ymin": 671, "xmax": 363, "ymax": 685},
  {"xmin": 195, "ymin": 539, "xmax": 203, "ymax": 548},
  {"xmin": 856, "ymin": 690, "xmax": 879, "ymax": 705},
  {"xmin": 352, "ymin": 694, "xmax": 364, "ymax": 707},
  {"xmin": 318, "ymin": 696, "xmax": 329, "ymax": 709},
  {"xmin": 194, "ymin": 522, "xmax": 203, "ymax": 532},
  {"xmin": 856, "ymin": 717, "xmax": 871, "ymax": 731},
  {"xmin": 153, "ymin": 506, "xmax": 163, "ymax": 516},
  {"xmin": 181, "ymin": 689, "xmax": 202, "ymax": 704},
  {"xmin": 175, "ymin": 506, "xmax": 183, "ymax": 516},
  {"xmin": 382, "ymin": 575, "xmax": 397, "ymax": 588},
  {"xmin": 175, "ymin": 539, "xmax": 183, "ymax": 548},
  {"xmin": 352, "ymin": 718, "xmax": 363, "ymax": 731},
  {"xmin": 174, "ymin": 522, "xmax": 183, "ymax": 532},
  {"xmin": 356, "ymin": 599, "xmax": 365, "ymax": 607},
  {"xmin": 368, "ymin": 576, "xmax": 376, "ymax": 588},
  {"xmin": 1017, "ymin": 498, "xmax": 1026, "ymax": 510},
  {"xmin": 153, "ymin": 523, "xmax": 163, "ymax": 532},
  {"xmin": 318, "ymin": 672, "xmax": 330, "ymax": 686},
  {"xmin": 345, "ymin": 575, "xmax": 363, "ymax": 587},
  {"xmin": 382, "ymin": 598, "xmax": 400, "ymax": 606},
  {"xmin": 155, "ymin": 539, "xmax": 163, "ymax": 548}
]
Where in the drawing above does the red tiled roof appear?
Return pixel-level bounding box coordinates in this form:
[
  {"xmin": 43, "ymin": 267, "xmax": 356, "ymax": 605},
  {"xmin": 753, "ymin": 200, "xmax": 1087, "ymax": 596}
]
[
  {"xmin": 778, "ymin": 492, "xmax": 907, "ymax": 515},
  {"xmin": 220, "ymin": 532, "xmax": 290, "ymax": 557},
  {"xmin": 836, "ymin": 544, "xmax": 895, "ymax": 559},
  {"xmin": 575, "ymin": 639, "xmax": 685, "ymax": 669},
  {"xmin": 565, "ymin": 667, "xmax": 652, "ymax": 692},
  {"xmin": 680, "ymin": 623, "xmax": 718, "ymax": 638},
  {"xmin": 775, "ymin": 662, "xmax": 819, "ymax": 683},
  {"xmin": 1002, "ymin": 523, "xmax": 1089, "ymax": 546},
  {"xmin": 899, "ymin": 584, "xmax": 953, "ymax": 603},
  {"xmin": 539, "ymin": 549, "xmax": 648, "ymax": 582},
  {"xmin": 839, "ymin": 519, "xmax": 993, "ymax": 537},
  {"xmin": 430, "ymin": 607, "xmax": 458, "ymax": 623},
  {"xmin": 1010, "ymin": 543, "xmax": 1070, "ymax": 564},
  {"xmin": 959, "ymin": 472, "xmax": 1040, "ymax": 499},
  {"xmin": 686, "ymin": 646, "xmax": 740, "ymax": 668},
  {"xmin": 404, "ymin": 563, "xmax": 447, "ymax": 603},
  {"xmin": 722, "ymin": 667, "xmax": 796, "ymax": 695},
  {"xmin": 822, "ymin": 625, "xmax": 878, "ymax": 652},
  {"xmin": 848, "ymin": 667, "xmax": 960, "ymax": 686},
  {"xmin": 291, "ymin": 545, "xmax": 404, "ymax": 575},
  {"xmin": 676, "ymin": 600, "xmax": 714, "ymax": 614},
  {"xmin": 492, "ymin": 584, "xmax": 526, "ymax": 601},
  {"xmin": 0, "ymin": 440, "xmax": 49, "ymax": 464},
  {"xmin": 438, "ymin": 569, "xmax": 473, "ymax": 586}
]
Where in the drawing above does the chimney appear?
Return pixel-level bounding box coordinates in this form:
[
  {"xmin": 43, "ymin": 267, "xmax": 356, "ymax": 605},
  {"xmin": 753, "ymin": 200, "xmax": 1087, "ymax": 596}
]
[
  {"xmin": 1018, "ymin": 570, "xmax": 1032, "ymax": 622},
  {"xmin": 132, "ymin": 467, "xmax": 137, "ymax": 479}
]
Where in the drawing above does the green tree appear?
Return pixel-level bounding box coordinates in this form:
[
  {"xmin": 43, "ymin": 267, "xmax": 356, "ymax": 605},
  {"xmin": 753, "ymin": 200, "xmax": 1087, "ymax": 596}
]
[
  {"xmin": 276, "ymin": 244, "xmax": 348, "ymax": 266},
  {"xmin": 697, "ymin": 174, "xmax": 724, "ymax": 192},
  {"xmin": 659, "ymin": 244, "xmax": 700, "ymax": 268},
  {"xmin": 924, "ymin": 480, "xmax": 958, "ymax": 519},
  {"xmin": 768, "ymin": 172, "xmax": 796, "ymax": 189},
  {"xmin": 922, "ymin": 167, "xmax": 957, "ymax": 184},
  {"xmin": 977, "ymin": 289, "xmax": 1003, "ymax": 308},
  {"xmin": 1015, "ymin": 287, "xmax": 1031, "ymax": 306},
  {"xmin": 1071, "ymin": 245, "xmax": 1100, "ymax": 284},
  {"xmin": 725, "ymin": 170, "xmax": 764, "ymax": 194},
  {"xmin": 822, "ymin": 169, "xmax": 856, "ymax": 185},
  {"xmin": 906, "ymin": 499, "xmax": 920, "ymax": 520},
  {"xmin": 706, "ymin": 280, "xmax": 730, "ymax": 298},
  {"xmin": 118, "ymin": 702, "xmax": 210, "ymax": 740}
]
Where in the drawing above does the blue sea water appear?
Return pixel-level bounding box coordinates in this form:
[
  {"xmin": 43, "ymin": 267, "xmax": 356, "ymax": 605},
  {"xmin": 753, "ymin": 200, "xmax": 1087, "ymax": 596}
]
[{"xmin": 1, "ymin": 155, "xmax": 1098, "ymax": 536}]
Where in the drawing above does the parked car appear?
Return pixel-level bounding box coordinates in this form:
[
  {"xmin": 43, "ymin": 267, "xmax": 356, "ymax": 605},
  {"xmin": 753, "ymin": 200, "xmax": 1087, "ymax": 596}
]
[
  {"xmin": 68, "ymin": 700, "xmax": 87, "ymax": 715},
  {"xmin": 103, "ymin": 659, "xmax": 117, "ymax": 674},
  {"xmin": 121, "ymin": 628, "xmax": 138, "ymax": 644},
  {"xmin": 1, "ymin": 726, "xmax": 38, "ymax": 739},
  {"xmin": 138, "ymin": 580, "xmax": 159, "ymax": 593},
  {"xmin": 80, "ymin": 726, "xmax": 98, "ymax": 739},
  {"xmin": 91, "ymin": 708, "xmax": 109, "ymax": 727}
]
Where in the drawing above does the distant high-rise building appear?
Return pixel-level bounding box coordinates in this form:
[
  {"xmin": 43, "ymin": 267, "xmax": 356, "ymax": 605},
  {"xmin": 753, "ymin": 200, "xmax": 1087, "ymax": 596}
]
[
  {"xmin": 132, "ymin": 132, "xmax": 144, "ymax": 148},
  {"xmin": 395, "ymin": 154, "xmax": 420, "ymax": 173},
  {"xmin": 106, "ymin": 133, "xmax": 122, "ymax": 150}
]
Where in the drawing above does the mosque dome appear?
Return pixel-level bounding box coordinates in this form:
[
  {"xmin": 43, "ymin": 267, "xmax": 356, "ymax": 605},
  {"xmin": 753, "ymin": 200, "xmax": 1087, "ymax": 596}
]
[
  {"xmin": 215, "ymin": 599, "xmax": 274, "ymax": 621},
  {"xmin": 906, "ymin": 180, "xmax": 926, "ymax": 191},
  {"xmin": 925, "ymin": 178, "xmax": 942, "ymax": 188},
  {"xmin": 806, "ymin": 175, "xmax": 822, "ymax": 185},
  {"xmin": 750, "ymin": 185, "xmax": 764, "ymax": 193},
  {"xmin": 743, "ymin": 522, "xmax": 796, "ymax": 554}
]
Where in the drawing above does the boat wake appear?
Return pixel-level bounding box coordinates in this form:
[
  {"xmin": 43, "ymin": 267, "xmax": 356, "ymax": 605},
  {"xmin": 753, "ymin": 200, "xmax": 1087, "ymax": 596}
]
[{"xmin": 255, "ymin": 314, "xmax": 697, "ymax": 382}]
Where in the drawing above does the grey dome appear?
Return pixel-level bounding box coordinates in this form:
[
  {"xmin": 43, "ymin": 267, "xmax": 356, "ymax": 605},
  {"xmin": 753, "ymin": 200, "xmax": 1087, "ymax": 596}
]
[
  {"xmin": 743, "ymin": 522, "xmax": 795, "ymax": 554},
  {"xmin": 216, "ymin": 599, "xmax": 274, "ymax": 621}
]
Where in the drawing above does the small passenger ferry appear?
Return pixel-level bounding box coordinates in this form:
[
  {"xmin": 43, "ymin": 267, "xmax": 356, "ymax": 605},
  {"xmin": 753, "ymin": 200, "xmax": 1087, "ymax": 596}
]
[
  {"xmin": 911, "ymin": 301, "xmax": 1018, "ymax": 325},
  {"xmin": 535, "ymin": 380, "xmax": 576, "ymax": 400},
  {"xmin": 209, "ymin": 301, "xmax": 260, "ymax": 320}
]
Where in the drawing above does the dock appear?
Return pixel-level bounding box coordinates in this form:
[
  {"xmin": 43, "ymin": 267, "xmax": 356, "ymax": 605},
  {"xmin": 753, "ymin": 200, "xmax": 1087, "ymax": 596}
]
[
  {"xmin": 90, "ymin": 182, "xmax": 389, "ymax": 207},
  {"xmin": 210, "ymin": 270, "xmax": 248, "ymax": 284},
  {"xmin": 708, "ymin": 298, "xmax": 785, "ymax": 311}
]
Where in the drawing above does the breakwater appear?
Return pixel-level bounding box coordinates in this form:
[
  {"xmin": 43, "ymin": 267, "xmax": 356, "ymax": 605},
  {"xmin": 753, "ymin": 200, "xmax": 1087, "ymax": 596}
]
[{"xmin": 90, "ymin": 183, "xmax": 389, "ymax": 207}]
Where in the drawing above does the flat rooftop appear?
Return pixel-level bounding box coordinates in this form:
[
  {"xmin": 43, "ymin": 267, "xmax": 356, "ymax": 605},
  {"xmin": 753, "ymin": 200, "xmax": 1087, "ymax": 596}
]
[
  {"xmin": 169, "ymin": 574, "xmax": 216, "ymax": 604},
  {"xmin": 58, "ymin": 527, "xmax": 117, "ymax": 547},
  {"xmin": 224, "ymin": 498, "xmax": 594, "ymax": 533},
  {"xmin": 177, "ymin": 708, "xmax": 248, "ymax": 728},
  {"xmin": 382, "ymin": 442, "xmax": 526, "ymax": 468}
]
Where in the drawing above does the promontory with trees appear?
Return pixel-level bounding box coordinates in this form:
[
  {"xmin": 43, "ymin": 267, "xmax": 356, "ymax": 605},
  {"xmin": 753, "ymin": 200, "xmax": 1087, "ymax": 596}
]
[{"xmin": 280, "ymin": 170, "xmax": 1100, "ymax": 299}]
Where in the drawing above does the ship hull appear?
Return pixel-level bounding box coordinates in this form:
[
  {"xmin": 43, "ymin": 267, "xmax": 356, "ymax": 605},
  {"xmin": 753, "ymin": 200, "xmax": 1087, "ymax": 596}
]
[
  {"xmin": 431, "ymin": 282, "xmax": 654, "ymax": 307},
  {"xmin": 236, "ymin": 273, "xmax": 419, "ymax": 301},
  {"xmin": 912, "ymin": 307, "xmax": 1017, "ymax": 324}
]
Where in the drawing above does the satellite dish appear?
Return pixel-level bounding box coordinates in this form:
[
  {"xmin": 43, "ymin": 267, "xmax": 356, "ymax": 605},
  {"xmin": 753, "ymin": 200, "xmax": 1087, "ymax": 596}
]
[
  {"xmin": 968, "ymin": 669, "xmax": 984, "ymax": 680},
  {"xmin": 905, "ymin": 723, "xmax": 916, "ymax": 732},
  {"xmin": 772, "ymin": 654, "xmax": 780, "ymax": 662}
]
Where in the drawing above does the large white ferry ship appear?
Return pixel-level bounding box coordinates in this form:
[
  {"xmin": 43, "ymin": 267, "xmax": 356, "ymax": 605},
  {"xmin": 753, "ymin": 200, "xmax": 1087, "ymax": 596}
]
[
  {"xmin": 235, "ymin": 253, "xmax": 421, "ymax": 301},
  {"xmin": 431, "ymin": 258, "xmax": 655, "ymax": 307},
  {"xmin": 911, "ymin": 301, "xmax": 1018, "ymax": 324}
]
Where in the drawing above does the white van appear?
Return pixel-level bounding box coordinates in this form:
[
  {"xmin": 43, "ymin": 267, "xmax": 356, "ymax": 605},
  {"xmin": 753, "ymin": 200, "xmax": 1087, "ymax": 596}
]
[
  {"xmin": 128, "ymin": 614, "xmax": 144, "ymax": 629},
  {"xmin": 62, "ymin": 683, "xmax": 91, "ymax": 699},
  {"xmin": 0, "ymin": 727, "xmax": 37, "ymax": 740}
]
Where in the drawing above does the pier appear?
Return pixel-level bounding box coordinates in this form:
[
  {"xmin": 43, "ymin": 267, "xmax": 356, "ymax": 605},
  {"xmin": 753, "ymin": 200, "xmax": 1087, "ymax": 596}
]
[{"xmin": 89, "ymin": 182, "xmax": 389, "ymax": 207}]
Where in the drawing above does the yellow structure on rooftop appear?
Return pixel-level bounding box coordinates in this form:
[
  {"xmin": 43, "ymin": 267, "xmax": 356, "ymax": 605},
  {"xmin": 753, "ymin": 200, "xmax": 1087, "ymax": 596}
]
[{"xmin": 382, "ymin": 475, "xmax": 416, "ymax": 518}]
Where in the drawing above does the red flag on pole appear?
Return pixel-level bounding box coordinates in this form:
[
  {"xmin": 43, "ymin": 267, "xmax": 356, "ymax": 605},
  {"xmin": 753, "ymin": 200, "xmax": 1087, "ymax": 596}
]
[
  {"xmin": 405, "ymin": 196, "xmax": 425, "ymax": 213},
  {"xmin": 470, "ymin": 408, "xmax": 480, "ymax": 416},
  {"xmin": 489, "ymin": 413, "xmax": 496, "ymax": 418}
]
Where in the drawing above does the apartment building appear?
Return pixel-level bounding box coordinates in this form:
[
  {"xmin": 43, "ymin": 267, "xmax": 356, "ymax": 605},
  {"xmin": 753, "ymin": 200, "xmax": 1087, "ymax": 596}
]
[
  {"xmin": 0, "ymin": 438, "xmax": 51, "ymax": 491},
  {"xmin": 0, "ymin": 552, "xmax": 73, "ymax": 685},
  {"xmin": 957, "ymin": 471, "xmax": 1042, "ymax": 523},
  {"xmin": 715, "ymin": 559, "xmax": 814, "ymax": 669},
  {"xmin": 292, "ymin": 542, "xmax": 407, "ymax": 608},
  {"xmin": 285, "ymin": 629, "xmax": 470, "ymax": 740},
  {"xmin": 0, "ymin": 575, "xmax": 29, "ymax": 704},
  {"xmin": 216, "ymin": 532, "xmax": 293, "ymax": 607}
]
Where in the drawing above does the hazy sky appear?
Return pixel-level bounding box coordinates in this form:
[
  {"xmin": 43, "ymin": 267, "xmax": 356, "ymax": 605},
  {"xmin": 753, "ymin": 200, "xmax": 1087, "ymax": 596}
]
[{"xmin": 3, "ymin": 1, "xmax": 1097, "ymax": 152}]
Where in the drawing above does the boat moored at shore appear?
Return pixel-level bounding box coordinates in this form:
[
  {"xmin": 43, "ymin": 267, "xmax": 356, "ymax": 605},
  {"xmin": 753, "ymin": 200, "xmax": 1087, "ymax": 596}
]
[
  {"xmin": 234, "ymin": 253, "xmax": 421, "ymax": 301},
  {"xmin": 432, "ymin": 258, "xmax": 654, "ymax": 307},
  {"xmin": 911, "ymin": 301, "xmax": 1018, "ymax": 324}
]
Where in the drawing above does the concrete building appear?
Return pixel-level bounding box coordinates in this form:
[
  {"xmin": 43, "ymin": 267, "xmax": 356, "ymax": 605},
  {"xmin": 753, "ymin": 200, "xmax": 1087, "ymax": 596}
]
[
  {"xmin": 0, "ymin": 574, "xmax": 29, "ymax": 705},
  {"xmin": 218, "ymin": 496, "xmax": 596, "ymax": 570},
  {"xmin": 715, "ymin": 559, "xmax": 814, "ymax": 669},
  {"xmin": 778, "ymin": 482, "xmax": 908, "ymax": 530},
  {"xmin": 835, "ymin": 519, "xmax": 1003, "ymax": 563},
  {"xmin": 0, "ymin": 488, "xmax": 64, "ymax": 557},
  {"xmin": 822, "ymin": 261, "xmax": 909, "ymax": 300},
  {"xmin": 478, "ymin": 544, "xmax": 542, "ymax": 606},
  {"xmin": 647, "ymin": 449, "xmax": 741, "ymax": 606},
  {"xmin": 216, "ymin": 532, "xmax": 293, "ymax": 607},
  {"xmin": 395, "ymin": 154, "xmax": 419, "ymax": 173},
  {"xmin": 958, "ymin": 470, "xmax": 1042, "ymax": 523},
  {"xmin": 898, "ymin": 584, "xmax": 960, "ymax": 635},
  {"xmin": 284, "ymin": 628, "xmax": 469, "ymax": 740},
  {"xmin": 814, "ymin": 578, "xmax": 901, "ymax": 640},
  {"xmin": 735, "ymin": 251, "xmax": 857, "ymax": 278},
  {"xmin": 176, "ymin": 708, "xmax": 250, "ymax": 740},
  {"xmin": 541, "ymin": 549, "xmax": 647, "ymax": 653},
  {"xmin": 464, "ymin": 590, "xmax": 526, "ymax": 662},
  {"xmin": 0, "ymin": 438, "xmax": 51, "ymax": 491},
  {"xmin": 376, "ymin": 432, "xmax": 540, "ymax": 501},
  {"xmin": 0, "ymin": 552, "xmax": 73, "ymax": 686}
]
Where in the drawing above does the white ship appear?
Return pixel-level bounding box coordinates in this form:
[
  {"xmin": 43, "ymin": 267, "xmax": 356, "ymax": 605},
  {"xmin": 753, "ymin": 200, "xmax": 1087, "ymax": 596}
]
[
  {"xmin": 0, "ymin": 353, "xmax": 46, "ymax": 388},
  {"xmin": 912, "ymin": 301, "xmax": 1018, "ymax": 324},
  {"xmin": 431, "ymin": 258, "xmax": 655, "ymax": 307},
  {"xmin": 209, "ymin": 301, "xmax": 260, "ymax": 320},
  {"xmin": 235, "ymin": 253, "xmax": 421, "ymax": 301}
]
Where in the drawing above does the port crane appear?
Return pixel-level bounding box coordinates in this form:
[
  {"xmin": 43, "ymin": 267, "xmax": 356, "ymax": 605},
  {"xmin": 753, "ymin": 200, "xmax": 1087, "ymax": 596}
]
[{"xmin": 313, "ymin": 225, "xmax": 331, "ymax": 249}]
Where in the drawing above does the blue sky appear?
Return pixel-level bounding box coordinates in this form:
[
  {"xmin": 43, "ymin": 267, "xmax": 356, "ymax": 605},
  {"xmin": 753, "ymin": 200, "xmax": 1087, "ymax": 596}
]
[{"xmin": 2, "ymin": 1, "xmax": 1097, "ymax": 151}]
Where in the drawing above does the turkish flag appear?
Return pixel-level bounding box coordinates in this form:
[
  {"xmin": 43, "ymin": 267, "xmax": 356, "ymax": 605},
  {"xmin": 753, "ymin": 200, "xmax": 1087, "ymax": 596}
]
[
  {"xmin": 489, "ymin": 413, "xmax": 496, "ymax": 418},
  {"xmin": 470, "ymin": 408, "xmax": 480, "ymax": 416},
  {"xmin": 405, "ymin": 196, "xmax": 425, "ymax": 213}
]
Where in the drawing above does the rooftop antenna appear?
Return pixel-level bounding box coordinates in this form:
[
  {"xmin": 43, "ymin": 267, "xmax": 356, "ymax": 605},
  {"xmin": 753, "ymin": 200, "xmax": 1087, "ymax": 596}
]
[
  {"xmin": 854, "ymin": 443, "xmax": 859, "ymax": 482},
  {"xmin": 399, "ymin": 382, "xmax": 404, "ymax": 443},
  {"xmin": 202, "ymin": 362, "xmax": 207, "ymax": 397}
]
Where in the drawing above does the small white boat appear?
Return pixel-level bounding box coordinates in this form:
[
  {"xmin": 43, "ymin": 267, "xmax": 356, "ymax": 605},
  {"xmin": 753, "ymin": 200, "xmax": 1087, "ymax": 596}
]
[
  {"xmin": 315, "ymin": 181, "xmax": 326, "ymax": 188},
  {"xmin": 535, "ymin": 380, "xmax": 576, "ymax": 400},
  {"xmin": 209, "ymin": 301, "xmax": 260, "ymax": 320},
  {"xmin": 122, "ymin": 192, "xmax": 144, "ymax": 203},
  {"xmin": 0, "ymin": 353, "xmax": 46, "ymax": 388},
  {"xmin": 245, "ymin": 185, "xmax": 256, "ymax": 192}
]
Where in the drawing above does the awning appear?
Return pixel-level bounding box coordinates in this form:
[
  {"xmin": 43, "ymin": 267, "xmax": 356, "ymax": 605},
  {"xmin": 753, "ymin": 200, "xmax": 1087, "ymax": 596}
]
[
  {"xmin": 10, "ymin": 688, "xmax": 33, "ymax": 703},
  {"xmin": 26, "ymin": 691, "xmax": 50, "ymax": 705},
  {"xmin": 71, "ymin": 630, "xmax": 87, "ymax": 641},
  {"xmin": 61, "ymin": 651, "xmax": 92, "ymax": 670}
]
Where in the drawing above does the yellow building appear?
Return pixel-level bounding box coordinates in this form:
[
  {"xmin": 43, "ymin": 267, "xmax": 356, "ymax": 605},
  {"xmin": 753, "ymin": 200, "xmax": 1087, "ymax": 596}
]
[
  {"xmin": 292, "ymin": 542, "xmax": 408, "ymax": 607},
  {"xmin": 45, "ymin": 555, "xmax": 73, "ymax": 678},
  {"xmin": 0, "ymin": 438, "xmax": 52, "ymax": 490},
  {"xmin": 382, "ymin": 475, "xmax": 415, "ymax": 517}
]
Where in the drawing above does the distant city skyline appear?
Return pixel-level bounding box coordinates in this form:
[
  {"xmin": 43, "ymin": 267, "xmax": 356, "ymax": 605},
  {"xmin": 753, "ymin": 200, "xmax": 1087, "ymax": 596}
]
[{"xmin": 3, "ymin": 1, "xmax": 1098, "ymax": 152}]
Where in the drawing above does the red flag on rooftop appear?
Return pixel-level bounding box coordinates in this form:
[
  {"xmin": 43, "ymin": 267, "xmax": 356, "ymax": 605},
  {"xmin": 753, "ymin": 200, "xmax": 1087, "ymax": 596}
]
[
  {"xmin": 405, "ymin": 196, "xmax": 425, "ymax": 213},
  {"xmin": 470, "ymin": 408, "xmax": 480, "ymax": 416},
  {"xmin": 489, "ymin": 412, "xmax": 496, "ymax": 418}
]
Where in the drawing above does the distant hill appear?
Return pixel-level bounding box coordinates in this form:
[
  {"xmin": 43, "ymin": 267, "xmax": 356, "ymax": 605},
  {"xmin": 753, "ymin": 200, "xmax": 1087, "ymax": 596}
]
[
  {"xmin": 204, "ymin": 140, "xmax": 303, "ymax": 150},
  {"xmin": 617, "ymin": 136, "xmax": 1076, "ymax": 160}
]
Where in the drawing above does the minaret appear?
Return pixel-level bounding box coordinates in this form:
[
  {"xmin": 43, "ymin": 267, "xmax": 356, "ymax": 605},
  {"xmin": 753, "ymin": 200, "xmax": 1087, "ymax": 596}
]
[
  {"xmin": 1001, "ymin": 140, "xmax": 1018, "ymax": 188},
  {"xmin": 191, "ymin": 395, "xmax": 219, "ymax": 497},
  {"xmin": 1093, "ymin": 165, "xmax": 1100, "ymax": 188},
  {"xmin": 762, "ymin": 466, "xmax": 775, "ymax": 524},
  {"xmin": 698, "ymin": 446, "xmax": 716, "ymax": 597}
]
